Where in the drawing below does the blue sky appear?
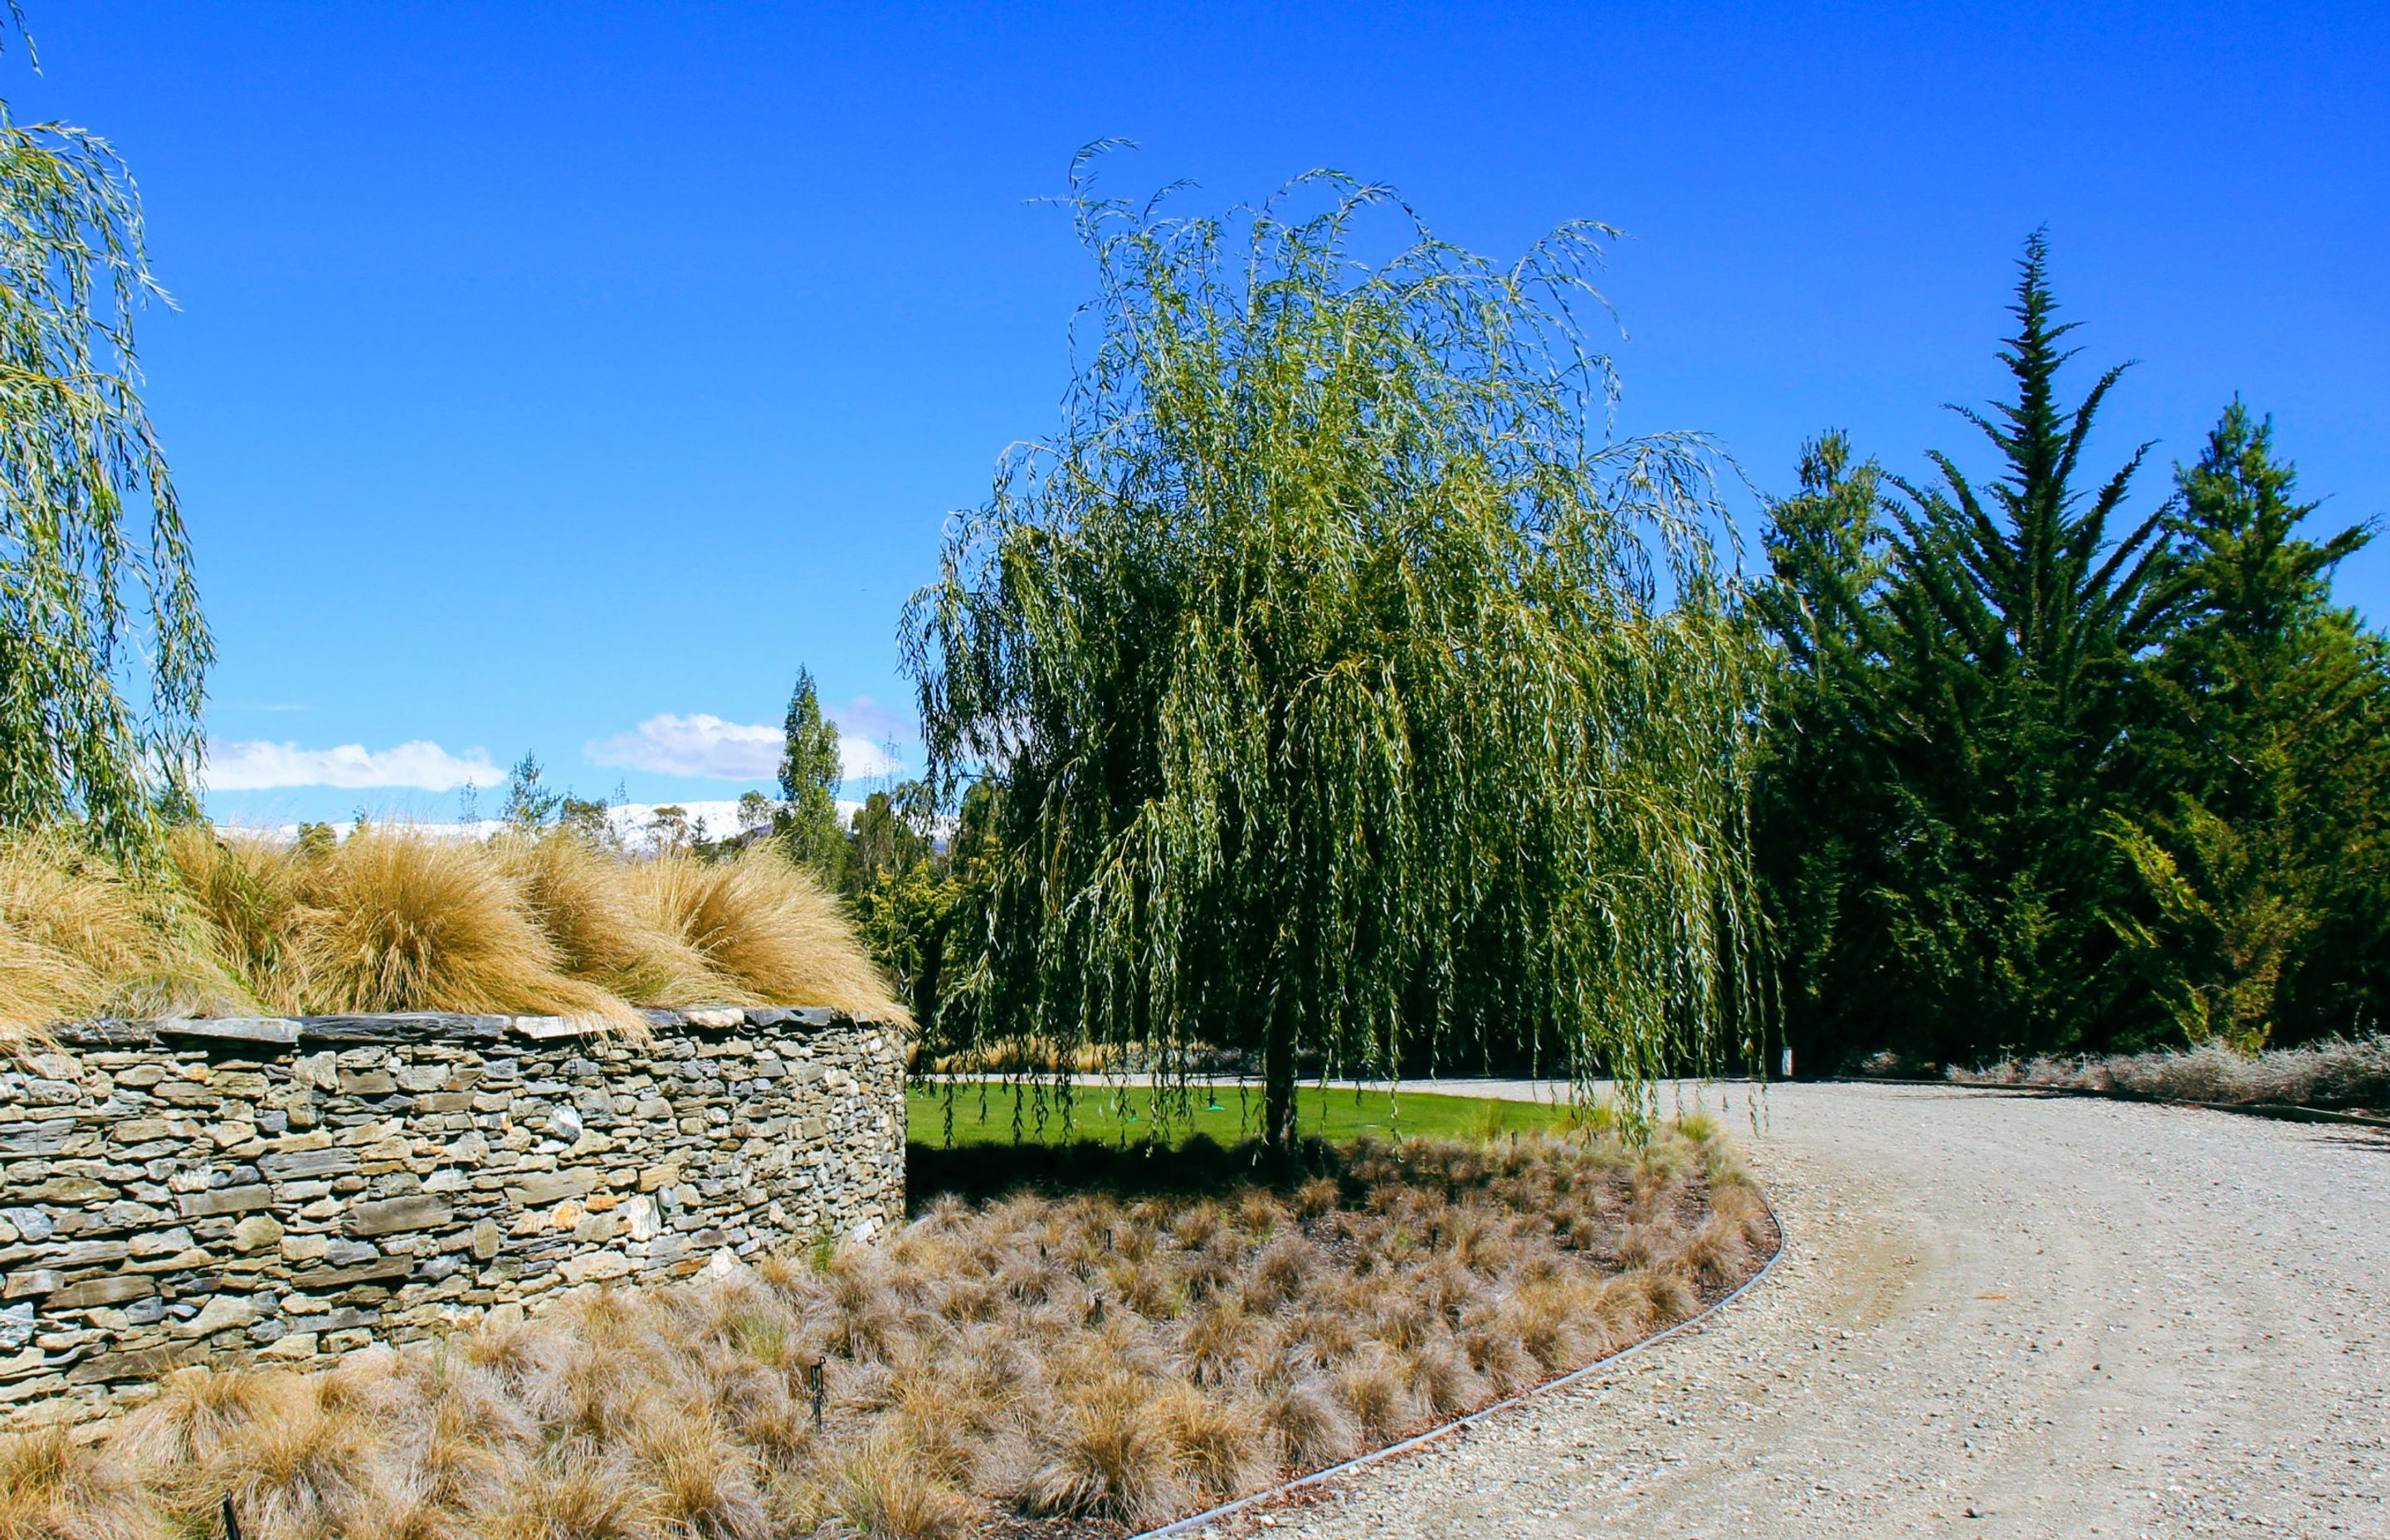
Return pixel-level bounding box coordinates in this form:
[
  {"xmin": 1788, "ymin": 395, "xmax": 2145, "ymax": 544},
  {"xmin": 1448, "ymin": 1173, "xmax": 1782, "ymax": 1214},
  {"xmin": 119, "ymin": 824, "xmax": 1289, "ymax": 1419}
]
[{"xmin": 16, "ymin": 2, "xmax": 2384, "ymax": 825}]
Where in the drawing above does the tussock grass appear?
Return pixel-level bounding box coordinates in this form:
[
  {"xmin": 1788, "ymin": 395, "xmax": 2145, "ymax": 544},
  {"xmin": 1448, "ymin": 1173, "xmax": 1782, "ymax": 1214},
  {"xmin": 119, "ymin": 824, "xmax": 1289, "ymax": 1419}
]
[
  {"xmin": 0, "ymin": 827, "xmax": 900, "ymax": 1038},
  {"xmin": 287, "ymin": 829, "xmax": 629, "ymax": 1023},
  {"xmin": 1952, "ymin": 1035, "xmax": 2390, "ymax": 1110},
  {"xmin": 633, "ymin": 850, "xmax": 903, "ymax": 1022},
  {"xmin": 163, "ymin": 825, "xmax": 304, "ymax": 1011},
  {"xmin": 7, "ymin": 1123, "xmax": 1770, "ymax": 1538},
  {"xmin": 496, "ymin": 836, "xmax": 731, "ymax": 1011},
  {"xmin": 0, "ymin": 831, "xmax": 251, "ymax": 1028},
  {"xmin": 0, "ymin": 1424, "xmax": 155, "ymax": 1538}
]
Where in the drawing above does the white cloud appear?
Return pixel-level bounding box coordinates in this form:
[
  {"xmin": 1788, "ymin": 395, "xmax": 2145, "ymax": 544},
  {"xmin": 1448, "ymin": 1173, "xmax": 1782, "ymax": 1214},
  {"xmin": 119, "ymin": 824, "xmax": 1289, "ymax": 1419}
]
[
  {"xmin": 586, "ymin": 713, "xmax": 779, "ymax": 779},
  {"xmin": 587, "ymin": 712, "xmax": 904, "ymax": 784},
  {"xmin": 204, "ymin": 739, "xmax": 502, "ymax": 792},
  {"xmin": 840, "ymin": 736, "xmax": 903, "ymax": 781},
  {"xmin": 831, "ymin": 694, "xmax": 915, "ymax": 743}
]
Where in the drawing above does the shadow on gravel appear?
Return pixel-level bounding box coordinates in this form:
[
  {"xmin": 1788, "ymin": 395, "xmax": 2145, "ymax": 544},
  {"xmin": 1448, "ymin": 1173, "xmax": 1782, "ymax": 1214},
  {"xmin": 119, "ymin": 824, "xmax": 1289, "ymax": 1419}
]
[{"xmin": 2316, "ymin": 1131, "xmax": 2390, "ymax": 1155}]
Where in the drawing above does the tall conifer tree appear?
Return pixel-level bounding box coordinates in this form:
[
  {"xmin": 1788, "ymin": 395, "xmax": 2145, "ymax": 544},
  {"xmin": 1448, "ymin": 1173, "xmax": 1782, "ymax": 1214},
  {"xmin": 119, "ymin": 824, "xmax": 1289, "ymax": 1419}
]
[
  {"xmin": 2106, "ymin": 405, "xmax": 2389, "ymax": 1045},
  {"xmin": 1759, "ymin": 234, "xmax": 2178, "ymax": 1063},
  {"xmin": 777, "ymin": 667, "xmax": 846, "ymax": 878}
]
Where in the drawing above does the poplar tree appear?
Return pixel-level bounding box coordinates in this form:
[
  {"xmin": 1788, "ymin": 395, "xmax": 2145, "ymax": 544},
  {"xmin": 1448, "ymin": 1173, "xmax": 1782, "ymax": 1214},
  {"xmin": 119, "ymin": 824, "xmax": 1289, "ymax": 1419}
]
[{"xmin": 776, "ymin": 666, "xmax": 846, "ymax": 877}]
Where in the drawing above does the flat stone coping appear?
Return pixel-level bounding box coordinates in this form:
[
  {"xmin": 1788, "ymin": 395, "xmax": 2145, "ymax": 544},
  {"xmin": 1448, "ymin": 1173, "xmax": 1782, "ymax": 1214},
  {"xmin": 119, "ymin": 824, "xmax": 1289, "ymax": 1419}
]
[{"xmin": 46, "ymin": 1006, "xmax": 863, "ymax": 1049}]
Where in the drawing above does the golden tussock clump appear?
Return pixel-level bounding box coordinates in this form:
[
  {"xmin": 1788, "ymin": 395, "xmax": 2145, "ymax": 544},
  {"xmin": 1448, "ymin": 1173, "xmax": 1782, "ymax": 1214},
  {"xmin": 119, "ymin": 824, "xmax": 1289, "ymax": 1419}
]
[
  {"xmin": 0, "ymin": 1423, "xmax": 158, "ymax": 1538},
  {"xmin": 0, "ymin": 831, "xmax": 166, "ymax": 1029},
  {"xmin": 284, "ymin": 828, "xmax": 637, "ymax": 1025},
  {"xmin": 163, "ymin": 825, "xmax": 306, "ymax": 1012},
  {"xmin": 0, "ymin": 831, "xmax": 253, "ymax": 1031},
  {"xmin": 5, "ymin": 1122, "xmax": 1770, "ymax": 1538},
  {"xmin": 632, "ymin": 848, "xmax": 910, "ymax": 1026},
  {"xmin": 0, "ymin": 825, "xmax": 903, "ymax": 1040},
  {"xmin": 493, "ymin": 835, "xmax": 736, "ymax": 1011}
]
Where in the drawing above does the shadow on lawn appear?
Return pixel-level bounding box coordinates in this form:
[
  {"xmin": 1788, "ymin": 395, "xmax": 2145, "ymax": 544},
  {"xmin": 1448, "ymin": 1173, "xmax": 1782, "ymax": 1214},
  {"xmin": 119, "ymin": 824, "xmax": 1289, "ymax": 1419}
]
[{"xmin": 907, "ymin": 1130, "xmax": 1347, "ymax": 1211}]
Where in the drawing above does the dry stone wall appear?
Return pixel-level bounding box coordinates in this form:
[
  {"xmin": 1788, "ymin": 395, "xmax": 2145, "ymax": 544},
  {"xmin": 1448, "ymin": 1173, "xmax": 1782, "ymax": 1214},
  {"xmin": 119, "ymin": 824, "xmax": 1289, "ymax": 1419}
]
[{"xmin": 0, "ymin": 1006, "xmax": 905, "ymax": 1426}]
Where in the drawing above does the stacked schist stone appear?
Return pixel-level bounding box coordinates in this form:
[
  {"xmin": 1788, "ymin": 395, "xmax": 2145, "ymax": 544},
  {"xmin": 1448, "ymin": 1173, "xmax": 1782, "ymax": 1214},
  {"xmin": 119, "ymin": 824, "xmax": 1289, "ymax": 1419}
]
[{"xmin": 0, "ymin": 1006, "xmax": 906, "ymax": 1426}]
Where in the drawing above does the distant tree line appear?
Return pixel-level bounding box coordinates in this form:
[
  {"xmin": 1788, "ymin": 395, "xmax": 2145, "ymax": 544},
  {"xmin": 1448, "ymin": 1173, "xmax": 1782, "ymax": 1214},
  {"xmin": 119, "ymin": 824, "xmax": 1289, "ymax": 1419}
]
[
  {"xmin": 780, "ymin": 229, "xmax": 2389, "ymax": 1093},
  {"xmin": 1756, "ymin": 234, "xmax": 2388, "ymax": 1072},
  {"xmin": 763, "ymin": 666, "xmax": 997, "ymax": 1038}
]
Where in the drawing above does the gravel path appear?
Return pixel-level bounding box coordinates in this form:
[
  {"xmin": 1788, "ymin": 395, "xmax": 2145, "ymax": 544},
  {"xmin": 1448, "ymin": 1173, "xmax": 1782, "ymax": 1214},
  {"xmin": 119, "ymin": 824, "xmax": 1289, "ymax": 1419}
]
[{"xmin": 1235, "ymin": 1082, "xmax": 2388, "ymax": 1539}]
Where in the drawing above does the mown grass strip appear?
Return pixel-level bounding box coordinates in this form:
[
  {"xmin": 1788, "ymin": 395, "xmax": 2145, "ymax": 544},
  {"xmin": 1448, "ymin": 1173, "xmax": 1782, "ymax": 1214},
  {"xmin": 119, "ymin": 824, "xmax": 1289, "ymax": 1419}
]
[{"xmin": 906, "ymin": 1084, "xmax": 1587, "ymax": 1148}]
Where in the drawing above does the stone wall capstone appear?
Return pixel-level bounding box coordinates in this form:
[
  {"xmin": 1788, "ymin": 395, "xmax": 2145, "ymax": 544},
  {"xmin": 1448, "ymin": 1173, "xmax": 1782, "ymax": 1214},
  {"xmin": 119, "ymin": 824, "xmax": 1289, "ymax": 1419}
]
[{"xmin": 0, "ymin": 1006, "xmax": 905, "ymax": 1426}]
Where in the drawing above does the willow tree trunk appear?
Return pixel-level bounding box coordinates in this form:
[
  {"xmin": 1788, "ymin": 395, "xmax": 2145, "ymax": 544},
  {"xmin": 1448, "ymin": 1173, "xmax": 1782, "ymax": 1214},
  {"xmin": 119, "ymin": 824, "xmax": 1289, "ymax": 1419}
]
[{"xmin": 1261, "ymin": 1003, "xmax": 1298, "ymax": 1155}]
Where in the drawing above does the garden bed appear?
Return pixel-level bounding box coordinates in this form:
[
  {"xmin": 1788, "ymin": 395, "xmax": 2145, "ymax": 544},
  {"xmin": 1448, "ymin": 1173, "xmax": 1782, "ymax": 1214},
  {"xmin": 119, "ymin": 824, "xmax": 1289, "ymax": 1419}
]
[{"xmin": 0, "ymin": 1118, "xmax": 1776, "ymax": 1539}]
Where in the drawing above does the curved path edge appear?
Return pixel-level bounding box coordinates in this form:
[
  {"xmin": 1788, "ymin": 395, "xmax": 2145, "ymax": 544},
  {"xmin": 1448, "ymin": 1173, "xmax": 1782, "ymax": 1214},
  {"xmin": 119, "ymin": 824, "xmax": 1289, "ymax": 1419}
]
[{"xmin": 1239, "ymin": 1080, "xmax": 2388, "ymax": 1538}]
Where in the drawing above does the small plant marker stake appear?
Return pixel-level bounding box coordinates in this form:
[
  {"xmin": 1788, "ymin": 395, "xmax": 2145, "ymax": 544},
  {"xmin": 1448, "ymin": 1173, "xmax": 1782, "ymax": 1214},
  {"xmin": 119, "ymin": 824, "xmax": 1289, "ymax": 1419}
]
[
  {"xmin": 810, "ymin": 1362, "xmax": 826, "ymax": 1428},
  {"xmin": 222, "ymin": 1495, "xmax": 242, "ymax": 1540}
]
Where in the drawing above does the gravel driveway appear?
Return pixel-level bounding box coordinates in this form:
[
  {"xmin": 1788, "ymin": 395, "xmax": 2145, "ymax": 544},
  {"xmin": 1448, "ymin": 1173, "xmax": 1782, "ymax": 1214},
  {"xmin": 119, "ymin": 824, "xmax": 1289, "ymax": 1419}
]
[{"xmin": 1237, "ymin": 1082, "xmax": 2387, "ymax": 1538}]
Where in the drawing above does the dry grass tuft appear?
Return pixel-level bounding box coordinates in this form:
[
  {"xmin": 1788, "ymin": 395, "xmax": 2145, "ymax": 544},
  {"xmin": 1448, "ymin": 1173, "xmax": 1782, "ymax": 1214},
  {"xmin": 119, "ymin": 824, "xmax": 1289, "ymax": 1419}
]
[
  {"xmin": 1261, "ymin": 1378, "xmax": 1360, "ymax": 1469},
  {"xmin": 486, "ymin": 1443, "xmax": 662, "ymax": 1540},
  {"xmin": 495, "ymin": 834, "xmax": 738, "ymax": 1011},
  {"xmin": 26, "ymin": 1121, "xmax": 1765, "ymax": 1538},
  {"xmin": 631, "ymin": 1408, "xmax": 770, "ymax": 1540},
  {"xmin": 0, "ymin": 825, "xmax": 903, "ymax": 1038},
  {"xmin": 288, "ymin": 828, "xmax": 630, "ymax": 1022},
  {"xmin": 836, "ymin": 1430, "xmax": 978, "ymax": 1540},
  {"xmin": 0, "ymin": 831, "xmax": 252, "ymax": 1031},
  {"xmin": 1023, "ymin": 1374, "xmax": 1189, "ymax": 1527},
  {"xmin": 1153, "ymin": 1384, "xmax": 1268, "ymax": 1500},
  {"xmin": 634, "ymin": 849, "xmax": 909, "ymax": 1025},
  {"xmin": 163, "ymin": 826, "xmax": 305, "ymax": 1012},
  {"xmin": 207, "ymin": 1387, "xmax": 387, "ymax": 1538},
  {"xmin": 1953, "ymin": 1035, "xmax": 2390, "ymax": 1110},
  {"xmin": 0, "ymin": 1424, "xmax": 158, "ymax": 1540},
  {"xmin": 112, "ymin": 1366, "xmax": 300, "ymax": 1471}
]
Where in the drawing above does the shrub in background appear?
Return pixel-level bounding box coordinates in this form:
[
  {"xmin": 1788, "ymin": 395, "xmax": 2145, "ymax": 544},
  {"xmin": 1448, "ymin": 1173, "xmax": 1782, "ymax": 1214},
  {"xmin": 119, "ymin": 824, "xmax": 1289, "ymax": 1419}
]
[{"xmin": 1953, "ymin": 1035, "xmax": 2389, "ymax": 1110}]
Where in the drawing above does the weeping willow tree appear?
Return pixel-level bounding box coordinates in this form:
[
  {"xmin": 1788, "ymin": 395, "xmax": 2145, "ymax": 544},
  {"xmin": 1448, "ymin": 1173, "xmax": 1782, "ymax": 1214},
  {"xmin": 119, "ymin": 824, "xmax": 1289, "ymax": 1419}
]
[
  {"xmin": 0, "ymin": 19, "xmax": 207, "ymax": 860},
  {"xmin": 905, "ymin": 152, "xmax": 1764, "ymax": 1145}
]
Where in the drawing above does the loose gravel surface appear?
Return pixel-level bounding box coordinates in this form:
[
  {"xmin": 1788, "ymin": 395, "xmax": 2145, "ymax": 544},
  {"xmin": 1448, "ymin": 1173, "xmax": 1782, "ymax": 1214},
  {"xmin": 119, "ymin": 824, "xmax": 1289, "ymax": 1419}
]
[{"xmin": 1228, "ymin": 1082, "xmax": 2387, "ymax": 1539}]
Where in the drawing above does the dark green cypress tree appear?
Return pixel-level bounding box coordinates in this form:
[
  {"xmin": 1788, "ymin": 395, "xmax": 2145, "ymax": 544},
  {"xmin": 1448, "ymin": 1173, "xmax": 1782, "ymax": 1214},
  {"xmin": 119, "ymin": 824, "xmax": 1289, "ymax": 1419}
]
[
  {"xmin": 1874, "ymin": 231, "xmax": 2179, "ymax": 1058},
  {"xmin": 1753, "ymin": 433, "xmax": 1900, "ymax": 1070},
  {"xmin": 1758, "ymin": 233, "xmax": 2180, "ymax": 1065},
  {"xmin": 2105, "ymin": 403, "xmax": 2389, "ymax": 1045}
]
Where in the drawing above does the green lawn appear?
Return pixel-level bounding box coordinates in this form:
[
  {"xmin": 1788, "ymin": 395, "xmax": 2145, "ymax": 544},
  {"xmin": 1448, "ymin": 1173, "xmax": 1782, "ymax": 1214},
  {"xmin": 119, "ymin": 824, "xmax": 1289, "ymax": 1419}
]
[{"xmin": 905, "ymin": 1082, "xmax": 1589, "ymax": 1148}]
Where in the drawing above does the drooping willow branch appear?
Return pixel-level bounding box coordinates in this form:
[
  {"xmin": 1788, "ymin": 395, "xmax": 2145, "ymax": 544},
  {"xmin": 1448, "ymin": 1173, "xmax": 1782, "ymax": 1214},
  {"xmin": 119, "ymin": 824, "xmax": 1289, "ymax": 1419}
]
[
  {"xmin": 0, "ymin": 30, "xmax": 209, "ymax": 861},
  {"xmin": 905, "ymin": 149, "xmax": 1766, "ymax": 1143}
]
